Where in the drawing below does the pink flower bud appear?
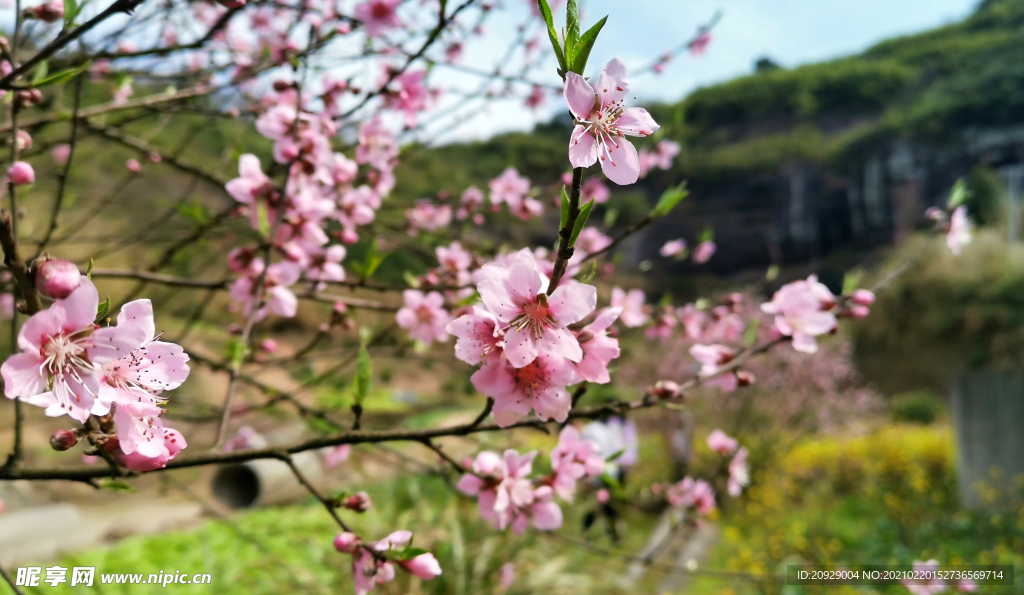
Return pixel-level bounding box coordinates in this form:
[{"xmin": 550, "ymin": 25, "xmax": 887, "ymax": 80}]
[
  {"xmin": 925, "ymin": 207, "xmax": 945, "ymax": 221},
  {"xmin": 49, "ymin": 429, "xmax": 78, "ymax": 451},
  {"xmin": 148, "ymin": 152, "xmax": 162, "ymax": 163},
  {"xmin": 851, "ymin": 289, "xmax": 875, "ymax": 306},
  {"xmin": 333, "ymin": 532, "xmax": 359, "ymax": 553},
  {"xmin": 596, "ymin": 488, "xmax": 610, "ymax": 503},
  {"xmin": 845, "ymin": 305, "xmax": 870, "ymax": 319},
  {"xmin": 7, "ymin": 161, "xmax": 34, "ymax": 186},
  {"xmin": 35, "ymin": 258, "xmax": 81, "ymax": 299},
  {"xmin": 651, "ymin": 380, "xmax": 681, "ymax": 399},
  {"xmin": 51, "ymin": 144, "xmax": 71, "ymax": 165},
  {"xmin": 400, "ymin": 553, "xmax": 443, "ymax": 580},
  {"xmin": 341, "ymin": 491, "xmax": 372, "ymax": 513},
  {"xmin": 260, "ymin": 338, "xmax": 278, "ymax": 353},
  {"xmin": 736, "ymin": 370, "xmax": 756, "ymax": 387},
  {"xmin": 14, "ymin": 130, "xmax": 32, "ymax": 151},
  {"xmin": 126, "ymin": 159, "xmax": 142, "ymax": 173},
  {"xmin": 27, "ymin": 0, "xmax": 63, "ymax": 22},
  {"xmin": 340, "ymin": 229, "xmax": 359, "ymax": 245}
]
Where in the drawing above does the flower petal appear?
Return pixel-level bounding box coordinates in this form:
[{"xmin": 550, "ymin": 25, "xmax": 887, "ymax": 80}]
[
  {"xmin": 600, "ymin": 137, "xmax": 640, "ymax": 185},
  {"xmin": 596, "ymin": 57, "xmax": 629, "ymax": 107},
  {"xmin": 563, "ymin": 72, "xmax": 596, "ymax": 120},
  {"xmin": 569, "ymin": 125, "xmax": 599, "ymax": 169},
  {"xmin": 617, "ymin": 107, "xmax": 660, "ymax": 137}
]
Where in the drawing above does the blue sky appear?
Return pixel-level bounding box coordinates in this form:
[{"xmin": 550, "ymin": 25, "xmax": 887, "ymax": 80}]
[{"xmin": 425, "ymin": 0, "xmax": 981, "ymax": 143}]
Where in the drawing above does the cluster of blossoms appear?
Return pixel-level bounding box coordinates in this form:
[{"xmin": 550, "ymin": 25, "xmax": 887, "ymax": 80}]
[
  {"xmin": 661, "ymin": 429, "xmax": 748, "ymax": 518},
  {"xmin": 659, "ymin": 237, "xmax": 717, "ymax": 264},
  {"xmin": 638, "ymin": 140, "xmax": 680, "ymax": 178},
  {"xmin": 489, "ymin": 167, "xmax": 544, "ymax": 221},
  {"xmin": 1, "ymin": 264, "xmax": 190, "ymax": 469},
  {"xmin": 332, "ymin": 530, "xmax": 442, "ymax": 595},
  {"xmin": 225, "ymin": 90, "xmax": 406, "ymax": 320},
  {"xmin": 456, "ymin": 426, "xmax": 606, "ymax": 532},
  {"xmin": 446, "ymin": 249, "xmax": 621, "ymax": 426}
]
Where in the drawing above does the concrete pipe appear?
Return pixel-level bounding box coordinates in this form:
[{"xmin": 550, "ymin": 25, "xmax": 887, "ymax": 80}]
[{"xmin": 211, "ymin": 425, "xmax": 326, "ymax": 509}]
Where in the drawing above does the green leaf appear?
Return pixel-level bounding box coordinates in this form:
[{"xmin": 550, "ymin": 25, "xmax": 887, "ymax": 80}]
[
  {"xmin": 568, "ymin": 199, "xmax": 595, "ymax": 248},
  {"xmin": 390, "ymin": 547, "xmax": 429, "ymax": 562},
  {"xmin": 570, "ymin": 16, "xmax": 607, "ymax": 75},
  {"xmin": 579, "ymin": 260, "xmax": 597, "ymax": 283},
  {"xmin": 650, "ymin": 182, "xmax": 688, "ymax": 218},
  {"xmin": 228, "ymin": 337, "xmax": 246, "ymax": 369},
  {"xmin": 565, "ymin": 0, "xmax": 581, "ymax": 65},
  {"xmin": 559, "ymin": 186, "xmax": 570, "ymax": 230},
  {"xmin": 947, "ymin": 178, "xmax": 969, "ymax": 208},
  {"xmin": 842, "ymin": 269, "xmax": 864, "ymax": 296},
  {"xmin": 100, "ymin": 480, "xmax": 133, "ymax": 492},
  {"xmin": 537, "ymin": 0, "xmax": 567, "ymax": 74},
  {"xmin": 31, "ymin": 61, "xmax": 49, "ymax": 85},
  {"xmin": 699, "ymin": 226, "xmax": 715, "ymax": 243},
  {"xmin": 85, "ymin": 258, "xmax": 94, "ymax": 280},
  {"xmin": 402, "ymin": 270, "xmax": 421, "ymax": 288},
  {"xmin": 63, "ymin": 0, "xmax": 77, "ymax": 25},
  {"xmin": 94, "ymin": 296, "xmax": 111, "ymax": 324},
  {"xmin": 257, "ymin": 203, "xmax": 271, "ymax": 238},
  {"xmin": 353, "ymin": 342, "xmax": 372, "ymax": 406},
  {"xmin": 30, "ymin": 61, "xmax": 92, "ymax": 88},
  {"xmin": 605, "ymin": 448, "xmax": 625, "ymax": 463},
  {"xmin": 744, "ymin": 317, "xmax": 761, "ymax": 347},
  {"xmin": 765, "ymin": 264, "xmax": 779, "ymax": 282}
]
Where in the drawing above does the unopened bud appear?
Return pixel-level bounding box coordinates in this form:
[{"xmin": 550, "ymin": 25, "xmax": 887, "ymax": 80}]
[
  {"xmin": 50, "ymin": 429, "xmax": 78, "ymax": 451},
  {"xmin": 651, "ymin": 380, "xmax": 681, "ymax": 399},
  {"xmin": 35, "ymin": 258, "xmax": 81, "ymax": 299},
  {"xmin": 341, "ymin": 491, "xmax": 372, "ymax": 513},
  {"xmin": 925, "ymin": 207, "xmax": 945, "ymax": 221},
  {"xmin": 333, "ymin": 532, "xmax": 359, "ymax": 553},
  {"xmin": 851, "ymin": 289, "xmax": 875, "ymax": 306},
  {"xmin": 7, "ymin": 161, "xmax": 34, "ymax": 186},
  {"xmin": 272, "ymin": 80, "xmax": 292, "ymax": 92},
  {"xmin": 736, "ymin": 370, "xmax": 755, "ymax": 387},
  {"xmin": 26, "ymin": 0, "xmax": 63, "ymax": 22}
]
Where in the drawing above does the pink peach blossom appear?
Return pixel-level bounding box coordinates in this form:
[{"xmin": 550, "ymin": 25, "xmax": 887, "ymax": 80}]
[
  {"xmin": 396, "ymin": 290, "xmax": 450, "ymax": 345},
  {"xmin": 471, "ymin": 354, "xmax": 575, "ymax": 426},
  {"xmin": 563, "ymin": 58, "xmax": 659, "ymax": 185},
  {"xmin": 706, "ymin": 429, "xmax": 738, "ymax": 455},
  {"xmin": 761, "ymin": 275, "xmax": 838, "ymax": 354},
  {"xmin": 610, "ymin": 287, "xmax": 648, "ymax": 328}
]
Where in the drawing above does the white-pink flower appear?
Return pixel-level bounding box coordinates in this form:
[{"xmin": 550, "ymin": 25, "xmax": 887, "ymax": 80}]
[
  {"xmin": 610, "ymin": 287, "xmax": 648, "ymax": 328},
  {"xmin": 488, "ymin": 167, "xmax": 530, "ymax": 206},
  {"xmin": 689, "ymin": 343, "xmax": 738, "ymax": 392},
  {"xmin": 477, "ymin": 259, "xmax": 595, "ymax": 368},
  {"xmin": 727, "ymin": 447, "xmax": 749, "ymax": 497},
  {"xmin": 660, "ymin": 239, "xmax": 686, "ymax": 258},
  {"xmin": 760, "ymin": 275, "xmax": 838, "ymax": 354},
  {"xmin": 573, "ymin": 307, "xmax": 621, "ymax": 384},
  {"xmin": 356, "ymin": 115, "xmax": 399, "ymax": 171},
  {"xmin": 1, "ymin": 279, "xmax": 149, "ymax": 423},
  {"xmin": 563, "ymin": 58, "xmax": 660, "ymax": 185},
  {"xmin": 666, "ymin": 477, "xmax": 716, "ymax": 516},
  {"xmin": 354, "ymin": 0, "xmax": 402, "ymax": 37},
  {"xmin": 692, "ymin": 240, "xmax": 716, "ymax": 264},
  {"xmin": 706, "ymin": 429, "xmax": 738, "ymax": 455},
  {"xmin": 456, "ymin": 450, "xmax": 563, "ymax": 533},
  {"xmin": 396, "ymin": 290, "xmax": 450, "ymax": 345},
  {"xmin": 471, "ymin": 354, "xmax": 575, "ymax": 427},
  {"xmin": 446, "ymin": 306, "xmax": 503, "ymax": 365},
  {"xmin": 550, "ymin": 426, "xmax": 605, "ymax": 501},
  {"xmin": 947, "ymin": 205, "xmax": 972, "ymax": 255}
]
